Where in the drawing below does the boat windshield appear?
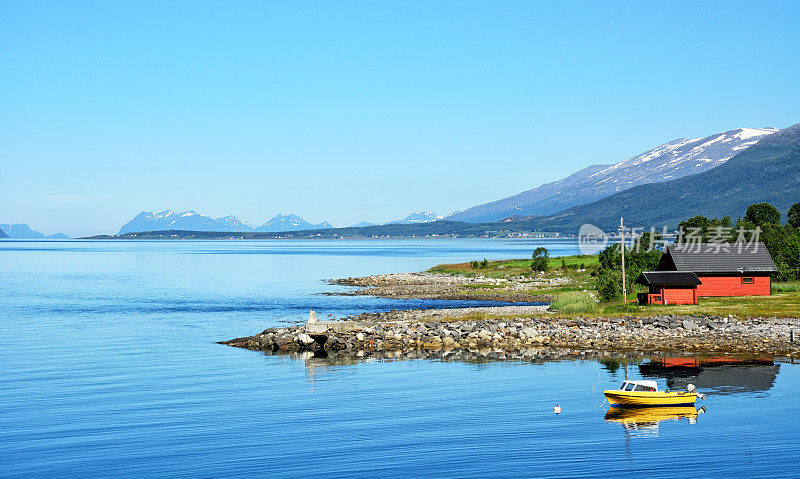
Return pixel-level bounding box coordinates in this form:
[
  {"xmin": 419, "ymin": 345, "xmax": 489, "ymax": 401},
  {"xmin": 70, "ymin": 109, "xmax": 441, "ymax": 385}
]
[
  {"xmin": 618, "ymin": 382, "xmax": 657, "ymax": 392},
  {"xmin": 633, "ymin": 384, "xmax": 656, "ymax": 392}
]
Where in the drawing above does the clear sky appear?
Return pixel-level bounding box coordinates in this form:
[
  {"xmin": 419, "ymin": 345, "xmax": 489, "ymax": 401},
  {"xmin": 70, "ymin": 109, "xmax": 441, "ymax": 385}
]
[{"xmin": 2, "ymin": 1, "xmax": 799, "ymax": 236}]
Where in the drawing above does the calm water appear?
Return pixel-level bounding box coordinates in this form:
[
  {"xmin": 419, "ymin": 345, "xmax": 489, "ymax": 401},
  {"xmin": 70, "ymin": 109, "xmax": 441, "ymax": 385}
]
[{"xmin": 1, "ymin": 239, "xmax": 798, "ymax": 478}]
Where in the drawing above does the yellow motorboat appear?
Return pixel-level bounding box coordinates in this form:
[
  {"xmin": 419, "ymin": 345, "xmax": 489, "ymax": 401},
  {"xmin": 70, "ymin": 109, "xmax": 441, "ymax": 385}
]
[{"xmin": 604, "ymin": 380, "xmax": 703, "ymax": 407}]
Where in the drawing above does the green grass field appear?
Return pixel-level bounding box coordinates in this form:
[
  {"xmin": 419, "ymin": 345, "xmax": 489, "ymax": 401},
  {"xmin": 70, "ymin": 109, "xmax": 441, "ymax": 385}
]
[
  {"xmin": 594, "ymin": 292, "xmax": 800, "ymax": 317},
  {"xmin": 428, "ymin": 254, "xmax": 599, "ymax": 297},
  {"xmin": 429, "ymin": 254, "xmax": 800, "ymax": 318}
]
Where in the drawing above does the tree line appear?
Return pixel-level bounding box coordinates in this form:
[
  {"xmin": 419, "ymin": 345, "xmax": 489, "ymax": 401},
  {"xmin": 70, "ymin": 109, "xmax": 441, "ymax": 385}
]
[{"xmin": 594, "ymin": 201, "xmax": 800, "ymax": 301}]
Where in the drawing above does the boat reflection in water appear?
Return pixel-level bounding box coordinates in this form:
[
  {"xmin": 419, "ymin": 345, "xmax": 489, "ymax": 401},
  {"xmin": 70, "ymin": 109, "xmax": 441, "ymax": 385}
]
[
  {"xmin": 638, "ymin": 357, "xmax": 779, "ymax": 396},
  {"xmin": 604, "ymin": 406, "xmax": 705, "ymax": 437},
  {"xmin": 605, "ymin": 356, "xmax": 778, "ymax": 437}
]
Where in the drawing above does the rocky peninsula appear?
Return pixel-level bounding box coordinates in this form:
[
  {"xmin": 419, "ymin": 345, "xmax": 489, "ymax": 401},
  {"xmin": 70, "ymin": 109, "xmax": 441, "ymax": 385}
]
[
  {"xmin": 222, "ymin": 266, "xmax": 800, "ymax": 358},
  {"xmin": 222, "ymin": 312, "xmax": 800, "ymax": 358},
  {"xmin": 329, "ymin": 271, "xmax": 568, "ymax": 302}
]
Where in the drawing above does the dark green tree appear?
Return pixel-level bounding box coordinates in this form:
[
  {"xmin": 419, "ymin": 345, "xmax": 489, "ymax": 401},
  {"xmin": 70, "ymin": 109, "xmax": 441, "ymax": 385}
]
[
  {"xmin": 531, "ymin": 247, "xmax": 549, "ymax": 272},
  {"xmin": 595, "ymin": 242, "xmax": 661, "ymax": 301},
  {"xmin": 784, "ymin": 234, "xmax": 800, "ymax": 271},
  {"xmin": 759, "ymin": 223, "xmax": 788, "ymax": 260},
  {"xmin": 677, "ymin": 215, "xmax": 733, "ymax": 242},
  {"xmin": 787, "ymin": 202, "xmax": 800, "ymax": 228},
  {"xmin": 744, "ymin": 202, "xmax": 781, "ymax": 227}
]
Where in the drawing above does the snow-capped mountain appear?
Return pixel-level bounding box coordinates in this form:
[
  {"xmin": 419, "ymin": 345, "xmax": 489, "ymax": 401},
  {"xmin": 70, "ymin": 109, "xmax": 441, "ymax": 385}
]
[
  {"xmin": 118, "ymin": 211, "xmax": 331, "ymax": 234},
  {"xmin": 0, "ymin": 223, "xmax": 69, "ymax": 239},
  {"xmin": 254, "ymin": 214, "xmax": 332, "ymax": 232},
  {"xmin": 214, "ymin": 215, "xmax": 254, "ymax": 232},
  {"xmin": 118, "ymin": 210, "xmax": 219, "ymax": 234},
  {"xmin": 448, "ymin": 127, "xmax": 779, "ymax": 223},
  {"xmin": 389, "ymin": 212, "xmax": 445, "ymax": 224}
]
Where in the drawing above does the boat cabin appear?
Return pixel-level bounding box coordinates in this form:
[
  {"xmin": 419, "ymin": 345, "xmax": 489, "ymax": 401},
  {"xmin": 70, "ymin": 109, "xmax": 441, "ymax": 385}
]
[{"xmin": 618, "ymin": 380, "xmax": 658, "ymax": 392}]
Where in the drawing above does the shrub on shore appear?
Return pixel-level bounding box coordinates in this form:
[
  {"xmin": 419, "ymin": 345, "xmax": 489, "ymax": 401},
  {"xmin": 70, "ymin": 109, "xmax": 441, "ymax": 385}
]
[{"xmin": 531, "ymin": 247, "xmax": 549, "ymax": 271}]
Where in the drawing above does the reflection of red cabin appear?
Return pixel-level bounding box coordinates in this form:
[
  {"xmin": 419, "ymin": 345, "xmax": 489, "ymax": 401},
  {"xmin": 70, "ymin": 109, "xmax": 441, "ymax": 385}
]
[{"xmin": 638, "ymin": 242, "xmax": 777, "ymax": 304}]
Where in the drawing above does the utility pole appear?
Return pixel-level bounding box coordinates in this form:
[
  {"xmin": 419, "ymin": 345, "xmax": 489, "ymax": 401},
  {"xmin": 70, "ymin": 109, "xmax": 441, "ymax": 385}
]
[{"xmin": 620, "ymin": 217, "xmax": 627, "ymax": 305}]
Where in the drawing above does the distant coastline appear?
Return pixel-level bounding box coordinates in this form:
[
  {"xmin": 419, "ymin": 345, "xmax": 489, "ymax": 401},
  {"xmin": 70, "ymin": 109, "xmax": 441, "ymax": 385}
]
[{"xmin": 82, "ymin": 223, "xmax": 574, "ymax": 240}]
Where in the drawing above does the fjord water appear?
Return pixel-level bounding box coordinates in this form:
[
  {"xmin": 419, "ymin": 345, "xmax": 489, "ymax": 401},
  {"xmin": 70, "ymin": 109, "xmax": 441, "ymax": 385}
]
[{"xmin": 1, "ymin": 240, "xmax": 798, "ymax": 478}]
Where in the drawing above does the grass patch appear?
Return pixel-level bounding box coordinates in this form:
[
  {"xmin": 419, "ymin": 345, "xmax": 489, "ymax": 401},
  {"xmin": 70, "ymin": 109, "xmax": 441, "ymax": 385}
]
[
  {"xmin": 773, "ymin": 281, "xmax": 800, "ymax": 293},
  {"xmin": 428, "ymin": 254, "xmax": 598, "ymax": 278},
  {"xmin": 593, "ymin": 292, "xmax": 800, "ymax": 317},
  {"xmin": 548, "ymin": 254, "xmax": 598, "ymax": 269},
  {"xmin": 428, "ymin": 255, "xmax": 599, "ymax": 298},
  {"xmin": 549, "ymin": 291, "xmax": 597, "ymax": 314}
]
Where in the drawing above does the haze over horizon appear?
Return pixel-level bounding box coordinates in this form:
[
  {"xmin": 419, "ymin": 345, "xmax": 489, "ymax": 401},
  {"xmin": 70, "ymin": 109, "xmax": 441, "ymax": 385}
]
[{"xmin": 2, "ymin": 1, "xmax": 799, "ymax": 236}]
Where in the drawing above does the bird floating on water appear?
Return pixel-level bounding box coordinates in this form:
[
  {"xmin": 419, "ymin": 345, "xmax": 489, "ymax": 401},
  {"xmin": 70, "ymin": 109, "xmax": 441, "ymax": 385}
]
[{"xmin": 554, "ymin": 404, "xmax": 561, "ymax": 415}]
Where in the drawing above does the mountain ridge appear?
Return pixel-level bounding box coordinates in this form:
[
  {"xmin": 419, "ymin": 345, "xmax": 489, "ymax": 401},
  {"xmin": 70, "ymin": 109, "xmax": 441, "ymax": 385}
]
[
  {"xmin": 448, "ymin": 127, "xmax": 778, "ymax": 223},
  {"xmin": 117, "ymin": 210, "xmax": 448, "ymax": 234},
  {"xmin": 118, "ymin": 210, "xmax": 333, "ymax": 234},
  {"xmin": 509, "ymin": 123, "xmax": 800, "ymax": 232}
]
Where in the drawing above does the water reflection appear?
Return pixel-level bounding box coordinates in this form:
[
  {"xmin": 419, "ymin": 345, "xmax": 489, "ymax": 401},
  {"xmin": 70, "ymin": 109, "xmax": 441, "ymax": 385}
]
[
  {"xmin": 602, "ymin": 356, "xmax": 781, "ymax": 438},
  {"xmin": 267, "ymin": 347, "xmax": 634, "ymax": 382},
  {"xmin": 605, "ymin": 406, "xmax": 704, "ymax": 437},
  {"xmin": 639, "ymin": 357, "xmax": 779, "ymax": 395}
]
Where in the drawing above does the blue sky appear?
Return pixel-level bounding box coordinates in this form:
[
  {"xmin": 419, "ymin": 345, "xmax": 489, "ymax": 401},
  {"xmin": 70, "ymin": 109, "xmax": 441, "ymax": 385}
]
[{"xmin": 2, "ymin": 1, "xmax": 799, "ymax": 236}]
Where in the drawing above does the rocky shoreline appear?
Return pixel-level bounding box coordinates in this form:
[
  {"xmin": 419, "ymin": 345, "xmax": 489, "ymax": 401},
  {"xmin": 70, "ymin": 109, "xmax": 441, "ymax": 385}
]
[
  {"xmin": 328, "ymin": 272, "xmax": 562, "ymax": 302},
  {"xmin": 221, "ymin": 313, "xmax": 800, "ymax": 358},
  {"xmin": 223, "ymin": 270, "xmax": 799, "ymax": 358}
]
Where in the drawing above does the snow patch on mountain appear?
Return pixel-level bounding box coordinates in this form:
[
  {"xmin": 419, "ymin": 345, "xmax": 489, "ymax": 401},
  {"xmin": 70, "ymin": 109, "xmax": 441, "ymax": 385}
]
[
  {"xmin": 255, "ymin": 213, "xmax": 333, "ymax": 232},
  {"xmin": 389, "ymin": 211, "xmax": 444, "ymax": 224}
]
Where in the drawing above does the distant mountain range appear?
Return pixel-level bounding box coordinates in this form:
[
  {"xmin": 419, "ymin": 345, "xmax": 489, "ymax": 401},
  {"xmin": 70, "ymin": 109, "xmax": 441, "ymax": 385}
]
[
  {"xmin": 95, "ymin": 124, "xmax": 799, "ymax": 239},
  {"xmin": 118, "ymin": 211, "xmax": 333, "ymax": 234},
  {"xmin": 448, "ymin": 127, "xmax": 779, "ymax": 223},
  {"xmin": 99, "ymin": 123, "xmax": 800, "ymax": 239},
  {"xmin": 255, "ymin": 214, "xmax": 332, "ymax": 232},
  {"xmin": 0, "ymin": 223, "xmax": 69, "ymax": 239},
  {"xmin": 118, "ymin": 210, "xmax": 447, "ymax": 234},
  {"xmin": 510, "ymin": 122, "xmax": 800, "ymax": 232}
]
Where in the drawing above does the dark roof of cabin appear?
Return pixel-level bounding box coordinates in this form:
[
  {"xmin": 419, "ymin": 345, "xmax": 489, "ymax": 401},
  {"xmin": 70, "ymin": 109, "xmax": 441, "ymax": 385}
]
[
  {"xmin": 659, "ymin": 242, "xmax": 777, "ymax": 274},
  {"xmin": 636, "ymin": 271, "xmax": 702, "ymax": 286}
]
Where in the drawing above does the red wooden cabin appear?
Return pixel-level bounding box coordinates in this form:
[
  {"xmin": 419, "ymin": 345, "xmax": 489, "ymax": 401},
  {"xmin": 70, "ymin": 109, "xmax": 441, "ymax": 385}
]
[
  {"xmin": 653, "ymin": 242, "xmax": 777, "ymax": 297},
  {"xmin": 636, "ymin": 271, "xmax": 701, "ymax": 305}
]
